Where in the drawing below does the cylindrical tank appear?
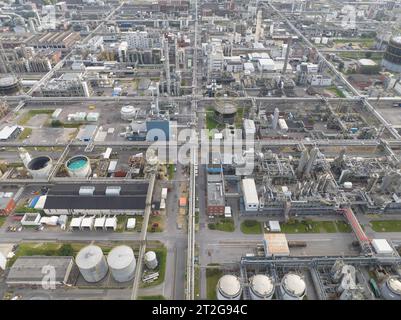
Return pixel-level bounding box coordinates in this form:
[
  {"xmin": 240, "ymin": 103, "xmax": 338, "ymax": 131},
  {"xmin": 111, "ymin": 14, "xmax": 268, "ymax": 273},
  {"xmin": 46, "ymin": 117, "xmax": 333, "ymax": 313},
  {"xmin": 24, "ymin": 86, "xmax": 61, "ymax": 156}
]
[
  {"xmin": 280, "ymin": 273, "xmax": 306, "ymax": 300},
  {"xmin": 380, "ymin": 276, "xmax": 401, "ymax": 300},
  {"xmin": 76, "ymin": 245, "xmax": 108, "ymax": 283},
  {"xmin": 66, "ymin": 155, "xmax": 91, "ymax": 177},
  {"xmin": 216, "ymin": 275, "xmax": 242, "ymax": 300},
  {"xmin": 144, "ymin": 251, "xmax": 158, "ymax": 269},
  {"xmin": 0, "ymin": 76, "xmax": 21, "ymax": 94},
  {"xmin": 27, "ymin": 156, "xmax": 52, "ymax": 179},
  {"xmin": 107, "ymin": 245, "xmax": 136, "ymax": 282},
  {"xmin": 382, "ymin": 36, "xmax": 401, "ymax": 73},
  {"xmin": 249, "ymin": 274, "xmax": 274, "ymax": 300},
  {"xmin": 121, "ymin": 105, "xmax": 136, "ymax": 120}
]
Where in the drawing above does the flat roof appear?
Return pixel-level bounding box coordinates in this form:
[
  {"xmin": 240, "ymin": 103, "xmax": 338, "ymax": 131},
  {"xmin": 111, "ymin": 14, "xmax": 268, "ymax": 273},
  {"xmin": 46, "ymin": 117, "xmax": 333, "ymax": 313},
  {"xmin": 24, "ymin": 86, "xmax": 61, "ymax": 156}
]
[
  {"xmin": 47, "ymin": 183, "xmax": 148, "ymax": 196},
  {"xmin": 263, "ymin": 233, "xmax": 290, "ymax": 256}
]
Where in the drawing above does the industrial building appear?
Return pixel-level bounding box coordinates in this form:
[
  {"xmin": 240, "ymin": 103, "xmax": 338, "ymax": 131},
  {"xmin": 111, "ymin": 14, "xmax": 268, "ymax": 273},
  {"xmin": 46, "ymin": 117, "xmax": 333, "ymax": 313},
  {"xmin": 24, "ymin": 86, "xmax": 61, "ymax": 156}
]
[{"xmin": 207, "ymin": 174, "xmax": 225, "ymax": 215}]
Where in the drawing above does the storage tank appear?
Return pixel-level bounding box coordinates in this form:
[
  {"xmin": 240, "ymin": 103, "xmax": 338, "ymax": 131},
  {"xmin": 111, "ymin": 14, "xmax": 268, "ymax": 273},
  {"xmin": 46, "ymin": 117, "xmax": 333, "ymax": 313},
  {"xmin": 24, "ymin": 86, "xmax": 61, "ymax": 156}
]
[
  {"xmin": 76, "ymin": 245, "xmax": 108, "ymax": 283},
  {"xmin": 66, "ymin": 155, "xmax": 91, "ymax": 177},
  {"xmin": 27, "ymin": 156, "xmax": 53, "ymax": 179},
  {"xmin": 121, "ymin": 105, "xmax": 137, "ymax": 120},
  {"xmin": 216, "ymin": 275, "xmax": 242, "ymax": 300},
  {"xmin": 144, "ymin": 251, "xmax": 158, "ymax": 269},
  {"xmin": 380, "ymin": 276, "xmax": 401, "ymax": 300},
  {"xmin": 280, "ymin": 273, "xmax": 306, "ymax": 300},
  {"xmin": 249, "ymin": 274, "xmax": 274, "ymax": 300},
  {"xmin": 107, "ymin": 245, "xmax": 136, "ymax": 282}
]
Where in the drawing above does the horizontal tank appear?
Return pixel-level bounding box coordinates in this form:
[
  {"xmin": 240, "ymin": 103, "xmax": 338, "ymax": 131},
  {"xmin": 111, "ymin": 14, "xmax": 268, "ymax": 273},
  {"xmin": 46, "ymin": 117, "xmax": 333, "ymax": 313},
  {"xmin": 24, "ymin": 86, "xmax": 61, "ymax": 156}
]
[
  {"xmin": 144, "ymin": 251, "xmax": 158, "ymax": 270},
  {"xmin": 27, "ymin": 156, "xmax": 53, "ymax": 179},
  {"xmin": 66, "ymin": 155, "xmax": 91, "ymax": 177},
  {"xmin": 280, "ymin": 273, "xmax": 306, "ymax": 300},
  {"xmin": 107, "ymin": 245, "xmax": 136, "ymax": 283},
  {"xmin": 76, "ymin": 245, "xmax": 108, "ymax": 283},
  {"xmin": 217, "ymin": 275, "xmax": 242, "ymax": 300},
  {"xmin": 381, "ymin": 276, "xmax": 401, "ymax": 300},
  {"xmin": 249, "ymin": 274, "xmax": 274, "ymax": 300}
]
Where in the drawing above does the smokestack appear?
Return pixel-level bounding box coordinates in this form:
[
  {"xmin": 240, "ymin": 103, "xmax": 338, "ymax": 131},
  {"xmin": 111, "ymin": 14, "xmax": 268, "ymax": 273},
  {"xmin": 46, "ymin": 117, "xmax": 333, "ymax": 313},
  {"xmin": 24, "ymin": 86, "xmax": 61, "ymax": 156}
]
[
  {"xmin": 282, "ymin": 37, "xmax": 292, "ymax": 75},
  {"xmin": 272, "ymin": 107, "xmax": 279, "ymax": 130},
  {"xmin": 255, "ymin": 9, "xmax": 262, "ymax": 43}
]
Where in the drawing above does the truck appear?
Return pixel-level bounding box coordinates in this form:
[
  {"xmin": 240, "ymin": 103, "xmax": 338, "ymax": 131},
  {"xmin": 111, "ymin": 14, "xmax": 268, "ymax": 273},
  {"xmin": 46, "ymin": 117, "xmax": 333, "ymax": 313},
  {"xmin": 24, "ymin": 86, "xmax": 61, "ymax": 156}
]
[{"xmin": 393, "ymin": 102, "xmax": 401, "ymax": 108}]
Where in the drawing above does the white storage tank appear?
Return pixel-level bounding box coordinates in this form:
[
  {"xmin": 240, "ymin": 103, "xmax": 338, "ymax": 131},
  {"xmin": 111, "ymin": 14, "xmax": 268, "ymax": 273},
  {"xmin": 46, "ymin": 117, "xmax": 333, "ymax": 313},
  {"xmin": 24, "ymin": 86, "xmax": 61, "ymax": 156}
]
[
  {"xmin": 66, "ymin": 155, "xmax": 92, "ymax": 177},
  {"xmin": 76, "ymin": 245, "xmax": 108, "ymax": 283},
  {"xmin": 27, "ymin": 156, "xmax": 53, "ymax": 179},
  {"xmin": 217, "ymin": 275, "xmax": 242, "ymax": 300},
  {"xmin": 107, "ymin": 245, "xmax": 136, "ymax": 282},
  {"xmin": 249, "ymin": 274, "xmax": 274, "ymax": 300},
  {"xmin": 381, "ymin": 276, "xmax": 401, "ymax": 300},
  {"xmin": 144, "ymin": 251, "xmax": 158, "ymax": 269},
  {"xmin": 280, "ymin": 273, "xmax": 306, "ymax": 300},
  {"xmin": 121, "ymin": 105, "xmax": 137, "ymax": 120}
]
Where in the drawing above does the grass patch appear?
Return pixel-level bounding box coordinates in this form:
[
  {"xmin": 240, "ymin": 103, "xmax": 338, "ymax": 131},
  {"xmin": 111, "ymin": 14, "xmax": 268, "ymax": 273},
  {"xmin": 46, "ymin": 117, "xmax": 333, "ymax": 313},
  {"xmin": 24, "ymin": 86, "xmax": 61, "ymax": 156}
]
[
  {"xmin": 116, "ymin": 215, "xmax": 128, "ymax": 232},
  {"xmin": 208, "ymin": 218, "xmax": 235, "ymax": 232},
  {"xmin": 138, "ymin": 295, "xmax": 165, "ymax": 300},
  {"xmin": 0, "ymin": 216, "xmax": 6, "ymax": 228},
  {"xmin": 327, "ymin": 86, "xmax": 346, "ymax": 98},
  {"xmin": 240, "ymin": 220, "xmax": 262, "ymax": 234},
  {"xmin": 206, "ymin": 267, "xmax": 223, "ymax": 300},
  {"xmin": 370, "ymin": 220, "xmax": 401, "ymax": 232},
  {"xmin": 141, "ymin": 247, "xmax": 167, "ymax": 288},
  {"xmin": 194, "ymin": 265, "xmax": 200, "ymax": 299},
  {"xmin": 206, "ymin": 111, "xmax": 222, "ymax": 131},
  {"xmin": 168, "ymin": 164, "xmax": 175, "ymax": 180},
  {"xmin": 18, "ymin": 109, "xmax": 54, "ymax": 125},
  {"xmin": 335, "ymin": 221, "xmax": 352, "ymax": 233},
  {"xmin": 148, "ymin": 215, "xmax": 164, "ymax": 232},
  {"xmin": 18, "ymin": 128, "xmax": 32, "ymax": 140},
  {"xmin": 280, "ymin": 219, "xmax": 351, "ymax": 233}
]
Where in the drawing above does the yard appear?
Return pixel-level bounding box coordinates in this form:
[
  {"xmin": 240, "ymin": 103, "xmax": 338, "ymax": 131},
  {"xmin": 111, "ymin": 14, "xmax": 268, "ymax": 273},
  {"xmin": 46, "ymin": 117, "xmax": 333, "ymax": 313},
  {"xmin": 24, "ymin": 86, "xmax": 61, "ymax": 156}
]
[
  {"xmin": 206, "ymin": 266, "xmax": 223, "ymax": 300},
  {"xmin": 0, "ymin": 216, "xmax": 6, "ymax": 228},
  {"xmin": 208, "ymin": 218, "xmax": 235, "ymax": 232},
  {"xmin": 18, "ymin": 128, "xmax": 32, "ymax": 140},
  {"xmin": 240, "ymin": 220, "xmax": 262, "ymax": 234},
  {"xmin": 370, "ymin": 220, "xmax": 401, "ymax": 232},
  {"xmin": 327, "ymin": 85, "xmax": 346, "ymax": 98},
  {"xmin": 147, "ymin": 214, "xmax": 165, "ymax": 232},
  {"xmin": 18, "ymin": 109, "xmax": 54, "ymax": 125},
  {"xmin": 280, "ymin": 219, "xmax": 352, "ymax": 234},
  {"xmin": 206, "ymin": 110, "xmax": 223, "ymax": 132}
]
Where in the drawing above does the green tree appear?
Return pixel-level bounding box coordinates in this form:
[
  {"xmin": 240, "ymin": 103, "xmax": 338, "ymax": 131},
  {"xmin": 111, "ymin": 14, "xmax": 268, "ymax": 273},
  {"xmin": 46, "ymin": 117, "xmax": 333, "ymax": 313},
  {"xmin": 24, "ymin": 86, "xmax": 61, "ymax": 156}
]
[{"xmin": 58, "ymin": 244, "xmax": 74, "ymax": 256}]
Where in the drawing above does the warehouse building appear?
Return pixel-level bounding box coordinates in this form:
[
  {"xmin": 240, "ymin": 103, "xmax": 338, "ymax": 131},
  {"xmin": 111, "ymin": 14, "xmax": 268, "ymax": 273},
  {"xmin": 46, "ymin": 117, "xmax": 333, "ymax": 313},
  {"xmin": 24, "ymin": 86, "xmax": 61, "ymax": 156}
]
[
  {"xmin": 207, "ymin": 174, "xmax": 225, "ymax": 215},
  {"xmin": 40, "ymin": 183, "xmax": 148, "ymax": 216},
  {"xmin": 241, "ymin": 178, "xmax": 259, "ymax": 212},
  {"xmin": 6, "ymin": 256, "xmax": 79, "ymax": 287},
  {"xmin": 0, "ymin": 125, "xmax": 23, "ymax": 141}
]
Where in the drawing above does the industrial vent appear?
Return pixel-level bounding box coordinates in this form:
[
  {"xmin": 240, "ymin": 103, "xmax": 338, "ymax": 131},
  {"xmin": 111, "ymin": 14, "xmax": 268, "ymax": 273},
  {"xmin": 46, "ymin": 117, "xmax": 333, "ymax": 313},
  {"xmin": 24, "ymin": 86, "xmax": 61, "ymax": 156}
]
[
  {"xmin": 105, "ymin": 186, "xmax": 121, "ymax": 196},
  {"xmin": 79, "ymin": 186, "xmax": 95, "ymax": 196}
]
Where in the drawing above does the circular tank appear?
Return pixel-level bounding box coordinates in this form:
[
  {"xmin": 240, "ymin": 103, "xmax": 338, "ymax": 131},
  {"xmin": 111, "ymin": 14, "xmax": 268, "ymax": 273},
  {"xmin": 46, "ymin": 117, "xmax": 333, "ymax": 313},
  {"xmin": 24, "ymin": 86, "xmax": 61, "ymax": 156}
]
[
  {"xmin": 381, "ymin": 276, "xmax": 401, "ymax": 300},
  {"xmin": 0, "ymin": 76, "xmax": 21, "ymax": 94},
  {"xmin": 107, "ymin": 245, "xmax": 136, "ymax": 283},
  {"xmin": 249, "ymin": 274, "xmax": 274, "ymax": 300},
  {"xmin": 216, "ymin": 275, "xmax": 242, "ymax": 300},
  {"xmin": 280, "ymin": 273, "xmax": 306, "ymax": 300},
  {"xmin": 121, "ymin": 105, "xmax": 136, "ymax": 120},
  {"xmin": 66, "ymin": 155, "xmax": 91, "ymax": 177},
  {"xmin": 382, "ymin": 36, "xmax": 401, "ymax": 73},
  {"xmin": 27, "ymin": 156, "xmax": 52, "ymax": 179},
  {"xmin": 144, "ymin": 251, "xmax": 158, "ymax": 269},
  {"xmin": 76, "ymin": 245, "xmax": 108, "ymax": 283}
]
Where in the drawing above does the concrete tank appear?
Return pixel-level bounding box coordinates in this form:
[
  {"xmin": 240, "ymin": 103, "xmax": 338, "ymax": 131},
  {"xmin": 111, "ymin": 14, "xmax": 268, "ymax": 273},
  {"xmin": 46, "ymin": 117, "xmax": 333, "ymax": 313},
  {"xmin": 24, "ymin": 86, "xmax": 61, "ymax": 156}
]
[
  {"xmin": 27, "ymin": 156, "xmax": 53, "ymax": 179},
  {"xmin": 66, "ymin": 155, "xmax": 91, "ymax": 177},
  {"xmin": 249, "ymin": 274, "xmax": 274, "ymax": 300},
  {"xmin": 144, "ymin": 251, "xmax": 158, "ymax": 270},
  {"xmin": 381, "ymin": 276, "xmax": 401, "ymax": 300},
  {"xmin": 216, "ymin": 275, "xmax": 242, "ymax": 300},
  {"xmin": 107, "ymin": 245, "xmax": 136, "ymax": 282},
  {"xmin": 76, "ymin": 245, "xmax": 108, "ymax": 283},
  {"xmin": 280, "ymin": 273, "xmax": 306, "ymax": 300}
]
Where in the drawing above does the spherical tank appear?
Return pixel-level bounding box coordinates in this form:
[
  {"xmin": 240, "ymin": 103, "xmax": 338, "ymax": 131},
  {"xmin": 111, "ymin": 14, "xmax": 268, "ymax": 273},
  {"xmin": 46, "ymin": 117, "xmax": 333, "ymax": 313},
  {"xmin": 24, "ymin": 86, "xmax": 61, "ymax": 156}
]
[
  {"xmin": 66, "ymin": 155, "xmax": 91, "ymax": 177},
  {"xmin": 76, "ymin": 245, "xmax": 108, "ymax": 283},
  {"xmin": 144, "ymin": 251, "xmax": 158, "ymax": 270},
  {"xmin": 27, "ymin": 156, "xmax": 52, "ymax": 178},
  {"xmin": 216, "ymin": 275, "xmax": 242, "ymax": 300},
  {"xmin": 249, "ymin": 274, "xmax": 274, "ymax": 300},
  {"xmin": 107, "ymin": 245, "xmax": 136, "ymax": 282},
  {"xmin": 280, "ymin": 273, "xmax": 306, "ymax": 300},
  {"xmin": 381, "ymin": 276, "xmax": 401, "ymax": 300}
]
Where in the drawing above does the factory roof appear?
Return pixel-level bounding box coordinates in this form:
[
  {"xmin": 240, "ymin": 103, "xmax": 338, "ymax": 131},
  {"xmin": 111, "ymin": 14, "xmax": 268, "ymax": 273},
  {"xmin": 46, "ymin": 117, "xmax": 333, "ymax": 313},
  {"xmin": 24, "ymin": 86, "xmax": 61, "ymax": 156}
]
[
  {"xmin": 47, "ymin": 183, "xmax": 149, "ymax": 196},
  {"xmin": 263, "ymin": 233, "xmax": 290, "ymax": 256},
  {"xmin": 7, "ymin": 256, "xmax": 73, "ymax": 283},
  {"xmin": 0, "ymin": 125, "xmax": 22, "ymax": 140},
  {"xmin": 358, "ymin": 58, "xmax": 378, "ymax": 66},
  {"xmin": 372, "ymin": 239, "xmax": 394, "ymax": 255}
]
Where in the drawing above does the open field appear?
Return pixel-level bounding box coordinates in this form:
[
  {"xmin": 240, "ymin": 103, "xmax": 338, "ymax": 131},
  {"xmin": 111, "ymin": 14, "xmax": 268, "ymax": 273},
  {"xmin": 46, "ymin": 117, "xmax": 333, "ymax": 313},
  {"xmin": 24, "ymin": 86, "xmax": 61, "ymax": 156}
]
[
  {"xmin": 370, "ymin": 220, "xmax": 401, "ymax": 232},
  {"xmin": 280, "ymin": 219, "xmax": 352, "ymax": 233}
]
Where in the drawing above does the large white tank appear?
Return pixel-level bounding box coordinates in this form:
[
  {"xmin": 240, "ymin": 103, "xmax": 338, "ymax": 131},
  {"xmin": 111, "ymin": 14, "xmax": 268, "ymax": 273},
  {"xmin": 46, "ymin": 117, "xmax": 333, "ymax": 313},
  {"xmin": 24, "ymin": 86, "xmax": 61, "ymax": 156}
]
[
  {"xmin": 216, "ymin": 275, "xmax": 242, "ymax": 300},
  {"xmin": 76, "ymin": 245, "xmax": 108, "ymax": 283},
  {"xmin": 381, "ymin": 276, "xmax": 401, "ymax": 300},
  {"xmin": 107, "ymin": 245, "xmax": 136, "ymax": 282},
  {"xmin": 121, "ymin": 105, "xmax": 136, "ymax": 120},
  {"xmin": 249, "ymin": 274, "xmax": 274, "ymax": 300},
  {"xmin": 66, "ymin": 155, "xmax": 91, "ymax": 177},
  {"xmin": 26, "ymin": 156, "xmax": 53, "ymax": 179},
  {"xmin": 144, "ymin": 251, "xmax": 158, "ymax": 269},
  {"xmin": 280, "ymin": 273, "xmax": 306, "ymax": 300}
]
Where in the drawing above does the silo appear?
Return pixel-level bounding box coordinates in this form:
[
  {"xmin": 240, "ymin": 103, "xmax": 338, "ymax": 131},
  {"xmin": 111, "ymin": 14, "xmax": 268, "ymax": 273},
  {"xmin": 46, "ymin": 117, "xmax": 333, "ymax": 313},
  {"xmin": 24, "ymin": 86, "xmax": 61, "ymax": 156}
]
[
  {"xmin": 216, "ymin": 275, "xmax": 242, "ymax": 300},
  {"xmin": 280, "ymin": 273, "xmax": 306, "ymax": 300},
  {"xmin": 249, "ymin": 274, "xmax": 274, "ymax": 300},
  {"xmin": 144, "ymin": 251, "xmax": 158, "ymax": 269},
  {"xmin": 66, "ymin": 155, "xmax": 91, "ymax": 177},
  {"xmin": 26, "ymin": 156, "xmax": 53, "ymax": 179},
  {"xmin": 380, "ymin": 276, "xmax": 401, "ymax": 300},
  {"xmin": 107, "ymin": 245, "xmax": 136, "ymax": 282},
  {"xmin": 76, "ymin": 245, "xmax": 108, "ymax": 283}
]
